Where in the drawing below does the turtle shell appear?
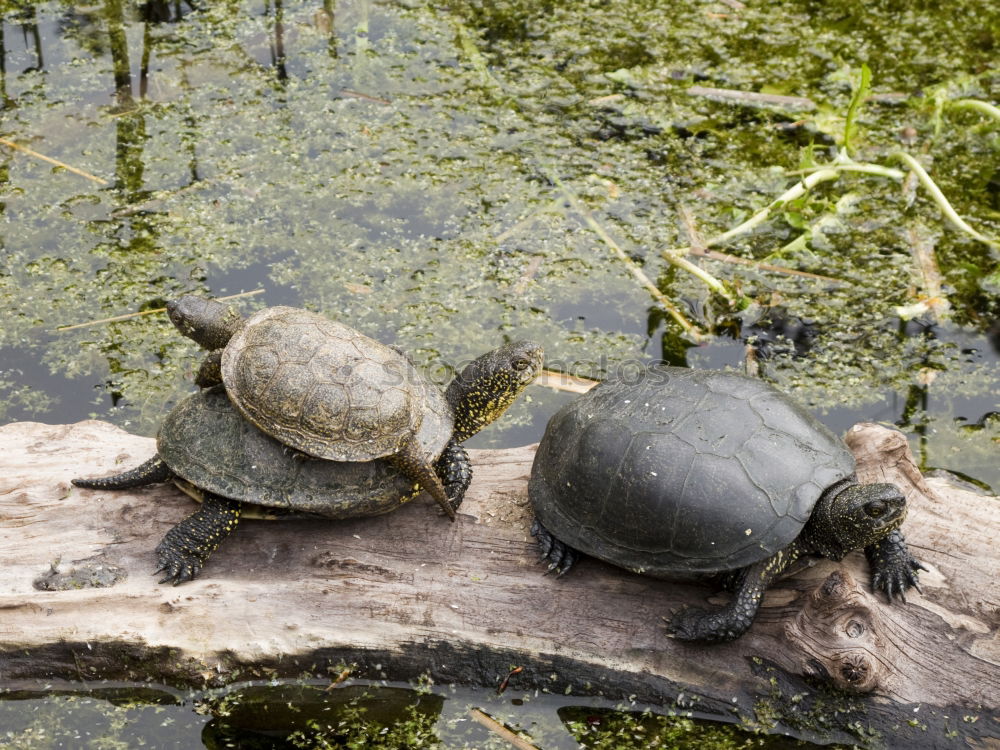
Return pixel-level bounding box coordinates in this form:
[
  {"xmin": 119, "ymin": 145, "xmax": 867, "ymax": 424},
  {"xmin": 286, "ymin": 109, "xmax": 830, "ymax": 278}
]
[
  {"xmin": 220, "ymin": 306, "xmax": 451, "ymax": 462},
  {"xmin": 528, "ymin": 366, "xmax": 855, "ymax": 575},
  {"xmin": 157, "ymin": 386, "xmax": 441, "ymax": 519}
]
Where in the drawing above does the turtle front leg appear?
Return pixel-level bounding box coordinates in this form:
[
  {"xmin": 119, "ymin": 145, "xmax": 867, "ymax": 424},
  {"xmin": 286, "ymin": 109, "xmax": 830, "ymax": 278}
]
[
  {"xmin": 434, "ymin": 439, "xmax": 472, "ymax": 513},
  {"xmin": 194, "ymin": 350, "xmax": 224, "ymax": 388},
  {"xmin": 155, "ymin": 493, "xmax": 242, "ymax": 584},
  {"xmin": 391, "ymin": 440, "xmax": 457, "ymax": 521},
  {"xmin": 865, "ymin": 529, "xmax": 925, "ymax": 603},
  {"xmin": 669, "ymin": 544, "xmax": 802, "ymax": 642}
]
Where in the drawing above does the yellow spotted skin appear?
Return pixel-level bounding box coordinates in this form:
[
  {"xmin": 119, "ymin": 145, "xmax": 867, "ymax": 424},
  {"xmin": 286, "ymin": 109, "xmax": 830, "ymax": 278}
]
[
  {"xmin": 669, "ymin": 543, "xmax": 804, "ymax": 642},
  {"xmin": 446, "ymin": 342, "xmax": 543, "ymax": 443},
  {"xmin": 153, "ymin": 493, "xmax": 242, "ymax": 585}
]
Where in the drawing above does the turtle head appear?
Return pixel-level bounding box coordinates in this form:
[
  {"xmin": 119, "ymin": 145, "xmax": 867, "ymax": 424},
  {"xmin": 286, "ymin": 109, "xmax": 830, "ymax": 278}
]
[
  {"xmin": 806, "ymin": 481, "xmax": 907, "ymax": 560},
  {"xmin": 445, "ymin": 340, "xmax": 544, "ymax": 442},
  {"xmin": 167, "ymin": 295, "xmax": 245, "ymax": 350}
]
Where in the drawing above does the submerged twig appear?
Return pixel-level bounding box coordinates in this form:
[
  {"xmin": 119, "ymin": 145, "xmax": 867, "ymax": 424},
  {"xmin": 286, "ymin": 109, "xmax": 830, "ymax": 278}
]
[
  {"xmin": 54, "ymin": 289, "xmax": 265, "ymax": 332},
  {"xmin": 896, "ymin": 223, "xmax": 950, "ymax": 322},
  {"xmin": 686, "ymin": 86, "xmax": 816, "ymax": 111},
  {"xmin": 110, "ymin": 177, "xmax": 222, "ymax": 218},
  {"xmin": 672, "ymin": 205, "xmax": 737, "ymax": 303},
  {"xmin": 468, "ymin": 708, "xmax": 539, "ymax": 750},
  {"xmin": 0, "ymin": 137, "xmax": 109, "ymax": 185},
  {"xmin": 495, "ymin": 198, "xmax": 564, "ymax": 244},
  {"xmin": 511, "ymin": 255, "xmax": 543, "ymax": 295},
  {"xmin": 688, "ymin": 247, "xmax": 844, "ymax": 283},
  {"xmin": 339, "ymin": 88, "xmax": 391, "ymax": 105}
]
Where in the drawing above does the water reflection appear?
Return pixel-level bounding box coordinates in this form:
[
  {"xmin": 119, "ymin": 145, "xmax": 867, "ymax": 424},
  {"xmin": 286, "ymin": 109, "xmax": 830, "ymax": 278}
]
[{"xmin": 201, "ymin": 684, "xmax": 445, "ymax": 748}]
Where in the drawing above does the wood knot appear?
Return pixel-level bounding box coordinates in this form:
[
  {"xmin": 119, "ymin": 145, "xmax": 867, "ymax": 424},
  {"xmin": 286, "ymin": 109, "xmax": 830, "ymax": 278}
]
[
  {"xmin": 831, "ymin": 652, "xmax": 879, "ymax": 692},
  {"xmin": 840, "ymin": 655, "xmax": 870, "ymax": 684},
  {"xmin": 784, "ymin": 567, "xmax": 890, "ymax": 693},
  {"xmin": 813, "ymin": 568, "xmax": 858, "ymax": 603}
]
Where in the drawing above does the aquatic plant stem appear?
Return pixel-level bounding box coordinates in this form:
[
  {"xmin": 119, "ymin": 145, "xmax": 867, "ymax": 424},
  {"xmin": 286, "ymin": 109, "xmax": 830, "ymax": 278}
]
[
  {"xmin": 948, "ymin": 98, "xmax": 1000, "ymax": 123},
  {"xmin": 705, "ymin": 168, "xmax": 840, "ymax": 248},
  {"xmin": 892, "ymin": 152, "xmax": 1000, "ymax": 248},
  {"xmin": 552, "ymin": 175, "xmax": 704, "ymax": 340}
]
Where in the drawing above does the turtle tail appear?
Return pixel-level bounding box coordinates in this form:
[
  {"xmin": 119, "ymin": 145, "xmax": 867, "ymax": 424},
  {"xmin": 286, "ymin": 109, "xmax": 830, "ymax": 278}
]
[{"xmin": 72, "ymin": 455, "xmax": 172, "ymax": 490}]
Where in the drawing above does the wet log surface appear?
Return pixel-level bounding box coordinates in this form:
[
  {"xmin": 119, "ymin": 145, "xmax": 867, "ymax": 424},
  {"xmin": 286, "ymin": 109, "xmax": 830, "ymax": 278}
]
[{"xmin": 0, "ymin": 419, "xmax": 998, "ymax": 748}]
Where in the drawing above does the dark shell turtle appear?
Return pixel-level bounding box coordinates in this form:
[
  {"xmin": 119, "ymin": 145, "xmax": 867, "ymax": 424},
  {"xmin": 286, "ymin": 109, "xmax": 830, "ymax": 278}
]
[
  {"xmin": 529, "ymin": 366, "xmax": 924, "ymax": 642},
  {"xmin": 162, "ymin": 386, "xmax": 428, "ymax": 519},
  {"xmin": 74, "ymin": 333, "xmax": 543, "ymax": 583}
]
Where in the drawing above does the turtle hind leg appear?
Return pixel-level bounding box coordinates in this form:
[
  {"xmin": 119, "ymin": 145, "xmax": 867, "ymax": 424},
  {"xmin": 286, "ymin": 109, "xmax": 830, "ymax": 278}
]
[
  {"xmin": 530, "ymin": 518, "xmax": 579, "ymax": 576},
  {"xmin": 72, "ymin": 456, "xmax": 171, "ymax": 490},
  {"xmin": 154, "ymin": 493, "xmax": 242, "ymax": 585},
  {"xmin": 668, "ymin": 543, "xmax": 803, "ymax": 642},
  {"xmin": 435, "ymin": 439, "xmax": 472, "ymax": 513}
]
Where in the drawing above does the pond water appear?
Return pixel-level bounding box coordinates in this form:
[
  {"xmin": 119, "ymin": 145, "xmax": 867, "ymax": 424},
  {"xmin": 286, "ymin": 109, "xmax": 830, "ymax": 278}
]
[
  {"xmin": 1, "ymin": 0, "xmax": 997, "ymax": 746},
  {"xmin": 1, "ymin": 679, "xmax": 821, "ymax": 749}
]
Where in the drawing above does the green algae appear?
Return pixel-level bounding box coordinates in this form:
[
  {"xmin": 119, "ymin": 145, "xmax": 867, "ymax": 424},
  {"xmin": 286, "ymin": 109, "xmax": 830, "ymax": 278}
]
[{"xmin": 1, "ymin": 0, "xmax": 996, "ymax": 462}]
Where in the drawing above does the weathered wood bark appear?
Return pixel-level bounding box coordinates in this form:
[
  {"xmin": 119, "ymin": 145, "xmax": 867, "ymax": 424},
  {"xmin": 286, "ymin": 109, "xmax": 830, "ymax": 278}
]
[{"xmin": 0, "ymin": 419, "xmax": 997, "ymax": 748}]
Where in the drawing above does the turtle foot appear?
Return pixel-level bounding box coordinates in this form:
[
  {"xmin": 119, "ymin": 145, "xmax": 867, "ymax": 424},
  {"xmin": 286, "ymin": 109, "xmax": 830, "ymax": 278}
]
[
  {"xmin": 530, "ymin": 518, "xmax": 579, "ymax": 576},
  {"xmin": 436, "ymin": 439, "xmax": 472, "ymax": 514},
  {"xmin": 154, "ymin": 528, "xmax": 209, "ymax": 585},
  {"xmin": 153, "ymin": 494, "xmax": 241, "ymax": 585},
  {"xmin": 866, "ymin": 529, "xmax": 925, "ymax": 603},
  {"xmin": 666, "ymin": 607, "xmax": 748, "ymax": 643}
]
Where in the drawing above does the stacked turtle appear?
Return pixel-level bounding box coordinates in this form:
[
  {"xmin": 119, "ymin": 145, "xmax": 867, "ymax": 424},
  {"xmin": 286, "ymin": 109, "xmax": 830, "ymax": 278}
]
[{"xmin": 74, "ymin": 296, "xmax": 543, "ymax": 584}]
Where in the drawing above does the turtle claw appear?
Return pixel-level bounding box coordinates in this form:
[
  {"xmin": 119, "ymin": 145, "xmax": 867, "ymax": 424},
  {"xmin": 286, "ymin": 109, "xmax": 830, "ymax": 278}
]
[
  {"xmin": 154, "ymin": 547, "xmax": 203, "ymax": 585},
  {"xmin": 667, "ymin": 607, "xmax": 733, "ymax": 642},
  {"xmin": 530, "ymin": 518, "xmax": 579, "ymax": 577},
  {"xmin": 866, "ymin": 530, "xmax": 924, "ymax": 604}
]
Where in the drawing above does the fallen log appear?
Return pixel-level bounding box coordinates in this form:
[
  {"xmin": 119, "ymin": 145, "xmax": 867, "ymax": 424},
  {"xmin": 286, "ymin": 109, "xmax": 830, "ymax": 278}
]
[{"xmin": 0, "ymin": 419, "xmax": 997, "ymax": 748}]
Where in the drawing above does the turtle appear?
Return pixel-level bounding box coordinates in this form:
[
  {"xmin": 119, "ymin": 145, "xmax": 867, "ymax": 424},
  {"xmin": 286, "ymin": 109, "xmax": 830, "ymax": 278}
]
[
  {"xmin": 528, "ymin": 366, "xmax": 924, "ymax": 642},
  {"xmin": 165, "ymin": 296, "xmax": 523, "ymax": 522},
  {"xmin": 73, "ymin": 339, "xmax": 543, "ymax": 583}
]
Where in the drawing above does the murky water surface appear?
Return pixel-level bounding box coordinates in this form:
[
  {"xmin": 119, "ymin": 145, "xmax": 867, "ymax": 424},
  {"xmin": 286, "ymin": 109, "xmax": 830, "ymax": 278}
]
[
  {"xmin": 0, "ymin": 679, "xmax": 823, "ymax": 748},
  {"xmin": 1, "ymin": 0, "xmax": 997, "ymax": 746}
]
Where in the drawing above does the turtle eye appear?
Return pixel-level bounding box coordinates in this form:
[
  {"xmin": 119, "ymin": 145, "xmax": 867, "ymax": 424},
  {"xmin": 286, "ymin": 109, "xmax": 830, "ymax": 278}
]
[
  {"xmin": 513, "ymin": 358, "xmax": 531, "ymax": 371},
  {"xmin": 865, "ymin": 501, "xmax": 887, "ymax": 518}
]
